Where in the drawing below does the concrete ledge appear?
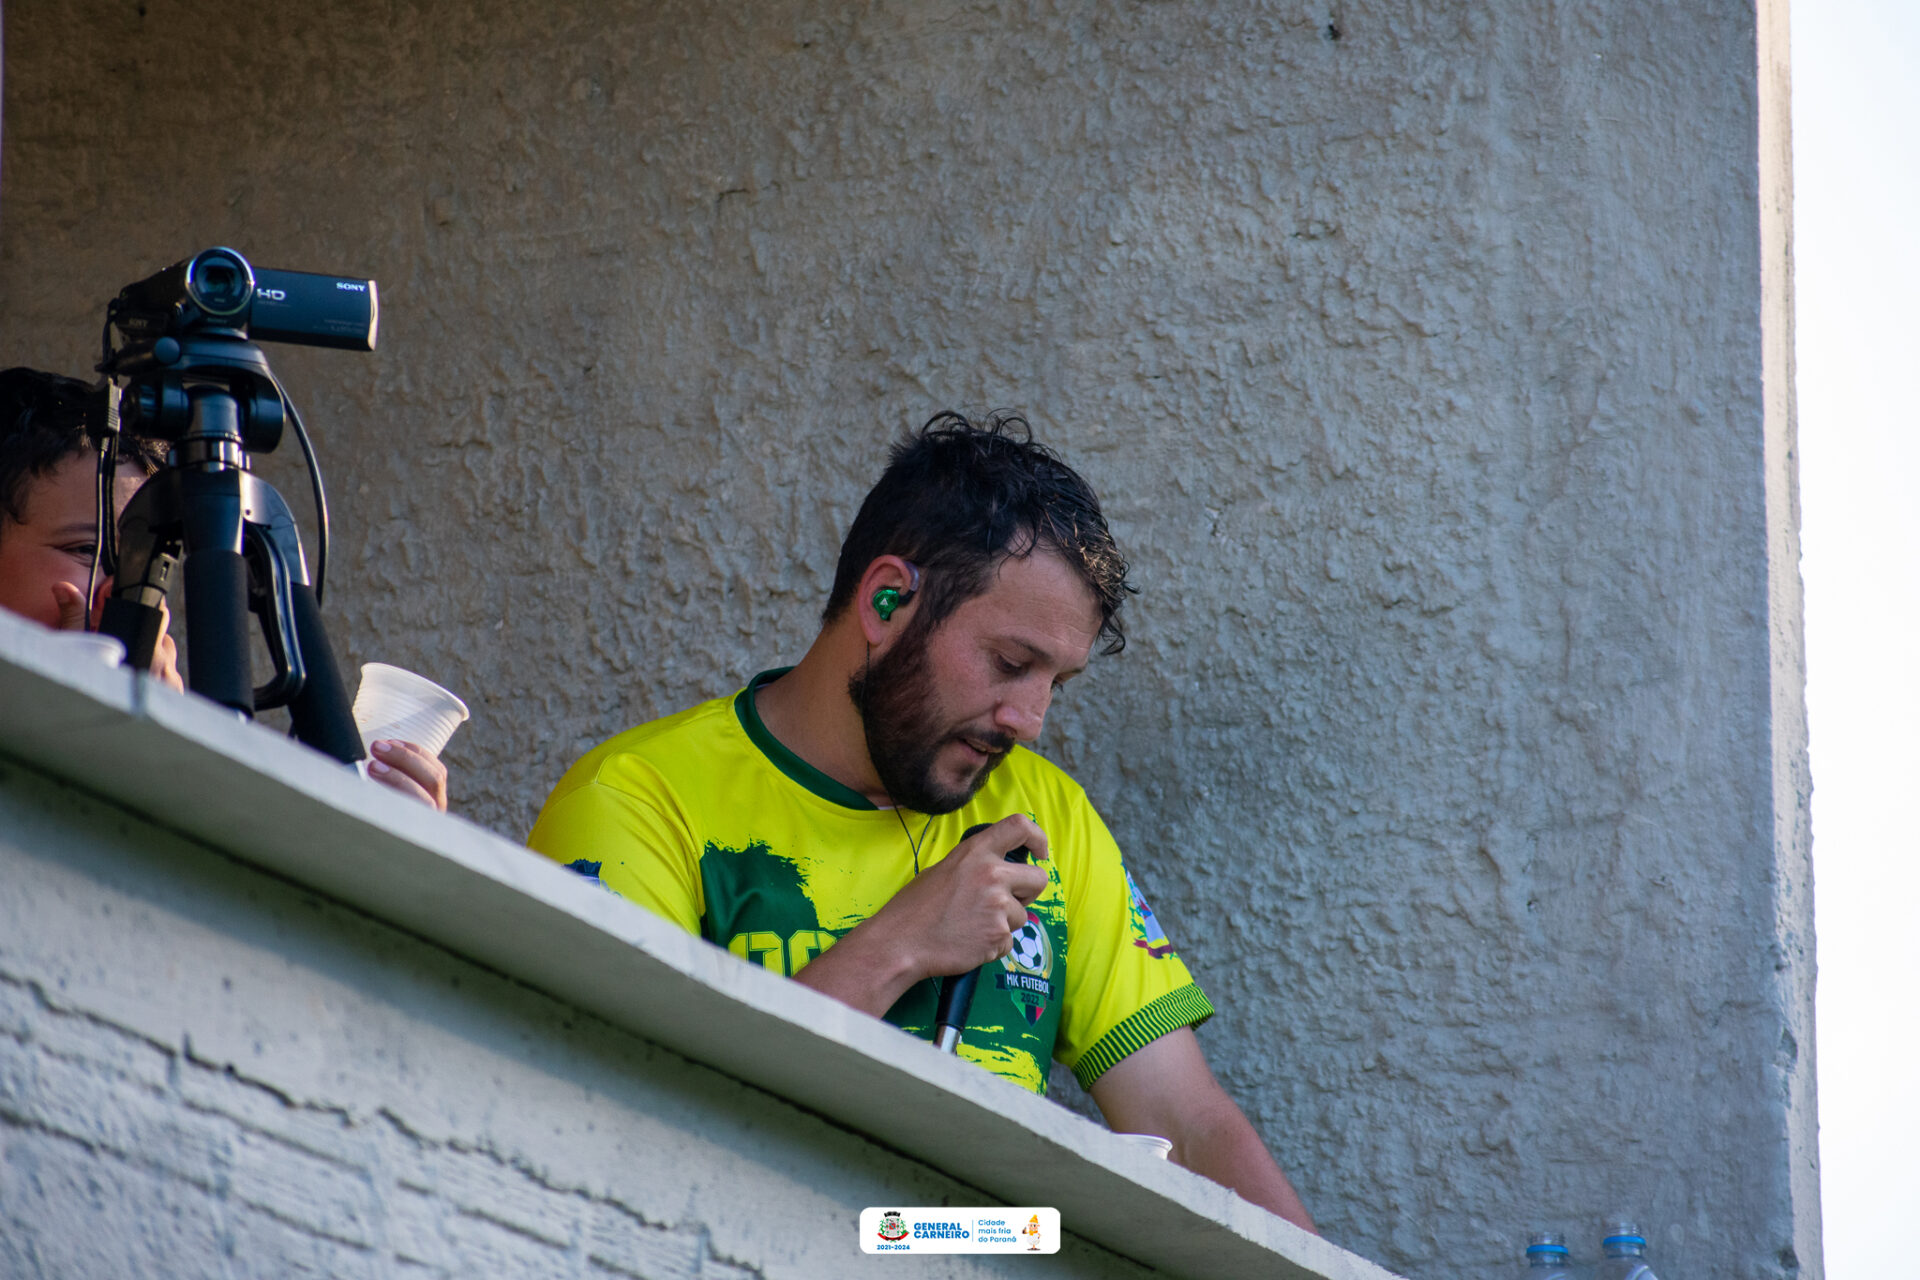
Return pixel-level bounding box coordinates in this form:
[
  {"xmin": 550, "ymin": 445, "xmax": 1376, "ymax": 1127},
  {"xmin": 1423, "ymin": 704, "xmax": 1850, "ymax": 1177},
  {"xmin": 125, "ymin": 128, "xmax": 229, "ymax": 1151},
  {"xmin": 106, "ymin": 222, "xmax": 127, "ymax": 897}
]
[{"xmin": 0, "ymin": 610, "xmax": 1396, "ymax": 1280}]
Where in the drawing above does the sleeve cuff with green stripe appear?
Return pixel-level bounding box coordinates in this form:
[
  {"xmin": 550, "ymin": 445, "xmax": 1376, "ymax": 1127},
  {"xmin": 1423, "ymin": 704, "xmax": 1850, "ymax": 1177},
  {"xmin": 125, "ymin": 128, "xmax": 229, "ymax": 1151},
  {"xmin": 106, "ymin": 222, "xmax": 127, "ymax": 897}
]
[{"xmin": 1069, "ymin": 984, "xmax": 1216, "ymax": 1091}]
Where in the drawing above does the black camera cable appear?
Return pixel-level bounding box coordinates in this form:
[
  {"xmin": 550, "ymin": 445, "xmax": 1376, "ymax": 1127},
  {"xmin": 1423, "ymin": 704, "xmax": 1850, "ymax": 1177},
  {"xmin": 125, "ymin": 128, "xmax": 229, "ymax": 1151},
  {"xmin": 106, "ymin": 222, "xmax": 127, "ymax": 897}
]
[
  {"xmin": 265, "ymin": 370, "xmax": 331, "ymax": 605},
  {"xmin": 85, "ymin": 311, "xmax": 124, "ymax": 623}
]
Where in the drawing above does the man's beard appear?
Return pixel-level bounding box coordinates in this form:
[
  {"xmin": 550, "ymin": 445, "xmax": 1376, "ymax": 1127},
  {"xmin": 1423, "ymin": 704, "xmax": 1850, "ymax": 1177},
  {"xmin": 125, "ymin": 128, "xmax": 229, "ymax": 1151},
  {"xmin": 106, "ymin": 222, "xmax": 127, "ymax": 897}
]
[{"xmin": 848, "ymin": 627, "xmax": 1014, "ymax": 814}]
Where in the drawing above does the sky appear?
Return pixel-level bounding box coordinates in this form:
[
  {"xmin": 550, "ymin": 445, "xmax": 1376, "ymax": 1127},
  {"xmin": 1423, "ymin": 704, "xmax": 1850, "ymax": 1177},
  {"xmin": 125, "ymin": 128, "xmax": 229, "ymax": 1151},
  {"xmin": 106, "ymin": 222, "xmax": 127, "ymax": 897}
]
[{"xmin": 1791, "ymin": 1, "xmax": 1920, "ymax": 1275}]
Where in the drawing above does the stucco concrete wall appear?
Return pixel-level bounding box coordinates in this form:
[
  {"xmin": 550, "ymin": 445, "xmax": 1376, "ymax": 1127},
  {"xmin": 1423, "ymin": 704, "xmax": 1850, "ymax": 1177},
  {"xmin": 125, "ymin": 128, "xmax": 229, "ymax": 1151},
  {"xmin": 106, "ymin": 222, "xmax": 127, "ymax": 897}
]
[
  {"xmin": 0, "ymin": 757, "xmax": 1160, "ymax": 1279},
  {"xmin": 0, "ymin": 2, "xmax": 1811, "ymax": 1277}
]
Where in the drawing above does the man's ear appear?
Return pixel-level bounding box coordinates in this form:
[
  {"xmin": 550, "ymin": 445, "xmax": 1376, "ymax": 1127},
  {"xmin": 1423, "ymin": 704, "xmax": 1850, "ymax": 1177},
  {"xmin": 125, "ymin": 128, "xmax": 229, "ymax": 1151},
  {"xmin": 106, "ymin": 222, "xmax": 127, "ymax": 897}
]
[{"xmin": 856, "ymin": 556, "xmax": 922, "ymax": 646}]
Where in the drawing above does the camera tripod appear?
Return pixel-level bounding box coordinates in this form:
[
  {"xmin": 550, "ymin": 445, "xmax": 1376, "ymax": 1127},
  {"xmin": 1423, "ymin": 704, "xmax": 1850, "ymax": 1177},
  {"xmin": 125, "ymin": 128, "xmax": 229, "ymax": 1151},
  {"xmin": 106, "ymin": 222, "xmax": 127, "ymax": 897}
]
[{"xmin": 97, "ymin": 333, "xmax": 364, "ymax": 766}]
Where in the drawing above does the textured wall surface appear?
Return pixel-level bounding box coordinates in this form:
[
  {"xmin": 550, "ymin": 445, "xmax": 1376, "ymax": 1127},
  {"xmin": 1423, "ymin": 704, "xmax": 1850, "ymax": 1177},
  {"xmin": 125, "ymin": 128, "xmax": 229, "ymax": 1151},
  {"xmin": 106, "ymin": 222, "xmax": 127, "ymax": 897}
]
[
  {"xmin": 0, "ymin": 759, "xmax": 1158, "ymax": 1279},
  {"xmin": 0, "ymin": 2, "xmax": 1812, "ymax": 1277}
]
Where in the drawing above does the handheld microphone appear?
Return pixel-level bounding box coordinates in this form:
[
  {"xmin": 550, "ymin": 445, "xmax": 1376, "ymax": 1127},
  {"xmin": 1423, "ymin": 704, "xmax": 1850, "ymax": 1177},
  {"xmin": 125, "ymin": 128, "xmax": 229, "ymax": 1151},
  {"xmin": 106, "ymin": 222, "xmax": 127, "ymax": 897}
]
[{"xmin": 933, "ymin": 823, "xmax": 1031, "ymax": 1054}]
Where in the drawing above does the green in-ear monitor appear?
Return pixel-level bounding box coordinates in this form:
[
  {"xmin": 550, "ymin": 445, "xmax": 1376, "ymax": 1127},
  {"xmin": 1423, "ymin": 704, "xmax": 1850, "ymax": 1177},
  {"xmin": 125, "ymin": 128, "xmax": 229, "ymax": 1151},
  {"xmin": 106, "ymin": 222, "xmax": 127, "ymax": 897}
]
[{"xmin": 871, "ymin": 563, "xmax": 922, "ymax": 621}]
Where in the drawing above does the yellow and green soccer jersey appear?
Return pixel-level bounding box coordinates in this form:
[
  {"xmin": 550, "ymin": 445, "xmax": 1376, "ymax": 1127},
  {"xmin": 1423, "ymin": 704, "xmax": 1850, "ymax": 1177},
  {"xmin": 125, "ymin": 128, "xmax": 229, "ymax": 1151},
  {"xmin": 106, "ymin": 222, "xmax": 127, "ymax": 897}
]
[{"xmin": 528, "ymin": 669, "xmax": 1212, "ymax": 1095}]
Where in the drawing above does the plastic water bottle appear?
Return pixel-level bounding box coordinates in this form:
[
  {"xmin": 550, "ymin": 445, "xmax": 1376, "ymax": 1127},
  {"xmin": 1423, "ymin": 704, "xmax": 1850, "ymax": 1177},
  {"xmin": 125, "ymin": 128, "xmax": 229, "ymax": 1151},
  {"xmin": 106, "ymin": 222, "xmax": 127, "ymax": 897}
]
[
  {"xmin": 1519, "ymin": 1232, "xmax": 1577, "ymax": 1280},
  {"xmin": 1595, "ymin": 1220, "xmax": 1660, "ymax": 1280}
]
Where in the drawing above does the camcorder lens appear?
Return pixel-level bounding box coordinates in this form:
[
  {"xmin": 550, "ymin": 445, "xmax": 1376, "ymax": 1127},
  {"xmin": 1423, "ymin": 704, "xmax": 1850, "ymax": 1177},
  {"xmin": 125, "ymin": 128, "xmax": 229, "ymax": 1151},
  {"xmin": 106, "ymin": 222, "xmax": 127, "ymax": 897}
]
[{"xmin": 186, "ymin": 249, "xmax": 254, "ymax": 317}]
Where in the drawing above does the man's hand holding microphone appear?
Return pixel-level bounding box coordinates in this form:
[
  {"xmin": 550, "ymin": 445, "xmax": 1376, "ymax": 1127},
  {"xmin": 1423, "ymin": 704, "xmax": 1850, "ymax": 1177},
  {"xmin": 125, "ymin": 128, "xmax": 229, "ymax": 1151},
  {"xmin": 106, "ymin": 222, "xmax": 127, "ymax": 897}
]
[{"xmin": 791, "ymin": 815, "xmax": 1049, "ymax": 1020}]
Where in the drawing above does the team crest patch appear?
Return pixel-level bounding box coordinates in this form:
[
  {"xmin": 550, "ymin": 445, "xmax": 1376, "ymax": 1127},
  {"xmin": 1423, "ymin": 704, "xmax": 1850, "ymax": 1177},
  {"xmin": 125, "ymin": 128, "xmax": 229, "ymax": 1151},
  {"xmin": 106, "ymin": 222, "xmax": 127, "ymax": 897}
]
[
  {"xmin": 997, "ymin": 911, "xmax": 1056, "ymax": 1026},
  {"xmin": 1124, "ymin": 870, "xmax": 1176, "ymax": 958}
]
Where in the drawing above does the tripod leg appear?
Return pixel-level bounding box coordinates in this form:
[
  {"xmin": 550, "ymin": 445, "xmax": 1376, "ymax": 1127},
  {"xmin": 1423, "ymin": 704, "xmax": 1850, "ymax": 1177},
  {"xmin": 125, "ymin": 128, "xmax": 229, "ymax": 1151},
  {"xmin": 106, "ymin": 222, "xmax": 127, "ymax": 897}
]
[
  {"xmin": 182, "ymin": 548, "xmax": 255, "ymax": 712},
  {"xmin": 99, "ymin": 597, "xmax": 168, "ymax": 671},
  {"xmin": 285, "ymin": 581, "xmax": 365, "ymax": 765},
  {"xmin": 170, "ymin": 452, "xmax": 258, "ymax": 713}
]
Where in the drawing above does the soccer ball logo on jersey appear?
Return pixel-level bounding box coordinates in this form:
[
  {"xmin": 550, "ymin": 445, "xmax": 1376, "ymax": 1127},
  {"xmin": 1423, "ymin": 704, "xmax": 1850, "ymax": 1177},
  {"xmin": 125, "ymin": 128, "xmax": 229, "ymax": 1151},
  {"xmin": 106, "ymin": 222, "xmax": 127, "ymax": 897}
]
[
  {"xmin": 997, "ymin": 910, "xmax": 1056, "ymax": 1026},
  {"xmin": 1125, "ymin": 870, "xmax": 1176, "ymax": 958},
  {"xmin": 1004, "ymin": 912, "xmax": 1053, "ymax": 978}
]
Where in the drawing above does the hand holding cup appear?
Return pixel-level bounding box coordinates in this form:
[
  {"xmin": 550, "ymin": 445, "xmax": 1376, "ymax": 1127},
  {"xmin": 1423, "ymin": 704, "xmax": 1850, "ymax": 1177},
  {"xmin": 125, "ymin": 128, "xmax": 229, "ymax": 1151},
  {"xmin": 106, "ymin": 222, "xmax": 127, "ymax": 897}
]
[{"xmin": 351, "ymin": 663, "xmax": 467, "ymax": 812}]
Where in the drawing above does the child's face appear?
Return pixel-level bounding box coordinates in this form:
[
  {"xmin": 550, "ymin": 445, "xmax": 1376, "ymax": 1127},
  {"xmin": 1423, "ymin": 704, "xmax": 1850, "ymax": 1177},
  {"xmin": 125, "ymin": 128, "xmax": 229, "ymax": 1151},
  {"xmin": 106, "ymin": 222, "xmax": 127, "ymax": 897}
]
[{"xmin": 0, "ymin": 454, "xmax": 148, "ymax": 628}]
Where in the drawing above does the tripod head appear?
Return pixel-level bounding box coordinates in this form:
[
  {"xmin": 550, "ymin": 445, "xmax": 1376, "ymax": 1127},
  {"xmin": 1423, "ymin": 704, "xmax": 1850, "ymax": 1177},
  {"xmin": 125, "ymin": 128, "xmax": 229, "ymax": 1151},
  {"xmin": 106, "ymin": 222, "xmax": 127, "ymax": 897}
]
[{"xmin": 93, "ymin": 247, "xmax": 379, "ymax": 766}]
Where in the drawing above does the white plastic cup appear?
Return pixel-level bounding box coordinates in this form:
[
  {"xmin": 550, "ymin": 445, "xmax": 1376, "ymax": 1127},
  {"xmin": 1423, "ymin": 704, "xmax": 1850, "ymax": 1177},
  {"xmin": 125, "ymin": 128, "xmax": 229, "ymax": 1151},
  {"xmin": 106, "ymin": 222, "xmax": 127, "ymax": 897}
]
[
  {"xmin": 351, "ymin": 662, "xmax": 470, "ymax": 756},
  {"xmin": 1113, "ymin": 1133, "xmax": 1173, "ymax": 1159}
]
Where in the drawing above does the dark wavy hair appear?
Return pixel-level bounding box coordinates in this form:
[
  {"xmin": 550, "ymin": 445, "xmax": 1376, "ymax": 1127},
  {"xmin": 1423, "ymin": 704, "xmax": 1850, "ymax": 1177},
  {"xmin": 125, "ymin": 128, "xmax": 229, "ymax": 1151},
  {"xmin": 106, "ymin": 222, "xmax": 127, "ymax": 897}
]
[
  {"xmin": 0, "ymin": 367, "xmax": 166, "ymax": 545},
  {"xmin": 824, "ymin": 410, "xmax": 1135, "ymax": 654}
]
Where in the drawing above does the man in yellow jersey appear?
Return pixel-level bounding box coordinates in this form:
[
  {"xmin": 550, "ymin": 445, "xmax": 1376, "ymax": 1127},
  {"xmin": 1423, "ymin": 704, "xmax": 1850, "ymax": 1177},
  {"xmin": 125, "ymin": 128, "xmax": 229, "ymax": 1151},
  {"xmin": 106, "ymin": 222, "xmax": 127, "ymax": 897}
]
[{"xmin": 530, "ymin": 411, "xmax": 1314, "ymax": 1231}]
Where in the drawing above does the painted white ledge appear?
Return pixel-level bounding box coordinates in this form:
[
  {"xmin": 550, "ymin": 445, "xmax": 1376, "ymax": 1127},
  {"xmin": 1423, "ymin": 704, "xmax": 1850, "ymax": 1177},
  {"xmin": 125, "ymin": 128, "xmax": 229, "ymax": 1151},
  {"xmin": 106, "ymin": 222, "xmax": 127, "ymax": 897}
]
[{"xmin": 0, "ymin": 610, "xmax": 1399, "ymax": 1280}]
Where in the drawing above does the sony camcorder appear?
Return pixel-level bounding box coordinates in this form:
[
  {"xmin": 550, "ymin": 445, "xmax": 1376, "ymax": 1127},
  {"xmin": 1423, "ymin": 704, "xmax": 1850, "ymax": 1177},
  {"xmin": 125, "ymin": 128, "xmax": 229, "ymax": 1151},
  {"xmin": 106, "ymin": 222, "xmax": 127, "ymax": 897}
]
[
  {"xmin": 105, "ymin": 247, "xmax": 377, "ymax": 451},
  {"xmin": 109, "ymin": 245, "xmax": 378, "ymax": 355}
]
